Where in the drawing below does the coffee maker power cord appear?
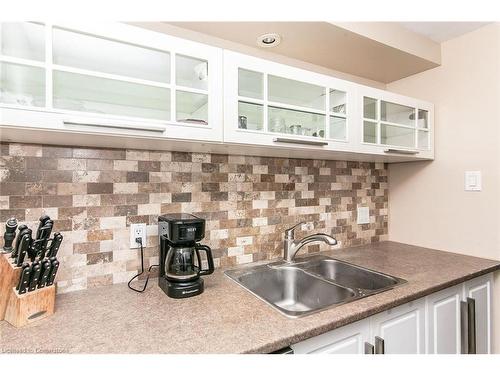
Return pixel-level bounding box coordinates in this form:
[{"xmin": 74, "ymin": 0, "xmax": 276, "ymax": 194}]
[{"xmin": 128, "ymin": 237, "xmax": 158, "ymax": 293}]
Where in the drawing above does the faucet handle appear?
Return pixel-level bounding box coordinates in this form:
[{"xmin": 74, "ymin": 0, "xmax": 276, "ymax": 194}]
[{"xmin": 285, "ymin": 222, "xmax": 306, "ymax": 240}]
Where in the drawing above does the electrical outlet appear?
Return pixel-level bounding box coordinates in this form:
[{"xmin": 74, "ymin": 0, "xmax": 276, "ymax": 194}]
[
  {"xmin": 130, "ymin": 223, "xmax": 147, "ymax": 248},
  {"xmin": 357, "ymin": 206, "xmax": 370, "ymax": 225}
]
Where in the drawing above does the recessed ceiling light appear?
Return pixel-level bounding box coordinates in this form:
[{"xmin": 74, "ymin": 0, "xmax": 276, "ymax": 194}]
[{"xmin": 257, "ymin": 33, "xmax": 281, "ymax": 48}]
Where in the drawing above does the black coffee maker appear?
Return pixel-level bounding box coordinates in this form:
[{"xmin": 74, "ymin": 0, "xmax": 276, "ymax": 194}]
[{"xmin": 158, "ymin": 214, "xmax": 214, "ymax": 298}]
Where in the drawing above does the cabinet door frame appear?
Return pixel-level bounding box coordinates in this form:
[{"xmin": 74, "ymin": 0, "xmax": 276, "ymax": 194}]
[
  {"xmin": 0, "ymin": 22, "xmax": 224, "ymax": 143},
  {"xmin": 369, "ymin": 299, "xmax": 426, "ymax": 354},
  {"xmin": 356, "ymin": 84, "xmax": 434, "ymax": 160},
  {"xmin": 290, "ymin": 320, "xmax": 370, "ymax": 354},
  {"xmin": 223, "ymin": 50, "xmax": 358, "ymax": 152},
  {"xmin": 425, "ymin": 284, "xmax": 463, "ymax": 354}
]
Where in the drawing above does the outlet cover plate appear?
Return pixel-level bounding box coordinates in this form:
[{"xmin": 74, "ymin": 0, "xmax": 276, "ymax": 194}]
[
  {"xmin": 130, "ymin": 223, "xmax": 147, "ymax": 248},
  {"xmin": 357, "ymin": 206, "xmax": 370, "ymax": 225}
]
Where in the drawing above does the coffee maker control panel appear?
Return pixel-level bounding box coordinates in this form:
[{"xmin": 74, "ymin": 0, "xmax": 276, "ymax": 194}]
[{"xmin": 158, "ymin": 214, "xmax": 205, "ymax": 244}]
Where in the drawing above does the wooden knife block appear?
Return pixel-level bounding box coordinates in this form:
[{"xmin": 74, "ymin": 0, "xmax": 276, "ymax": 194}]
[{"xmin": 0, "ymin": 253, "xmax": 56, "ymax": 327}]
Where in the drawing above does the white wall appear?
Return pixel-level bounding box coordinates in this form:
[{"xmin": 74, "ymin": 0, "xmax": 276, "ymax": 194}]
[{"xmin": 386, "ymin": 23, "xmax": 500, "ymax": 352}]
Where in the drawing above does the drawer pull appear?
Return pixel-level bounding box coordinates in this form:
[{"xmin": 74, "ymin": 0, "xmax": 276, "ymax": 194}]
[
  {"xmin": 374, "ymin": 336, "xmax": 385, "ymax": 354},
  {"xmin": 461, "ymin": 297, "xmax": 476, "ymax": 354},
  {"xmin": 364, "ymin": 342, "xmax": 374, "ymax": 354},
  {"xmin": 383, "ymin": 148, "xmax": 419, "ymax": 155},
  {"xmin": 63, "ymin": 119, "xmax": 166, "ymax": 133},
  {"xmin": 273, "ymin": 137, "xmax": 328, "ymax": 146}
]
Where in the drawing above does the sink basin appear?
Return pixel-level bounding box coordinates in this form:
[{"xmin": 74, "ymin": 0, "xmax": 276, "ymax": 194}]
[
  {"xmin": 226, "ymin": 265, "xmax": 356, "ymax": 317},
  {"xmin": 225, "ymin": 255, "xmax": 406, "ymax": 318},
  {"xmin": 299, "ymin": 257, "xmax": 402, "ymax": 291}
]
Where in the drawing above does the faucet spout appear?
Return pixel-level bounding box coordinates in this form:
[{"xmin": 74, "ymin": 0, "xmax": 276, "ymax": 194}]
[{"xmin": 283, "ymin": 231, "xmax": 337, "ymax": 263}]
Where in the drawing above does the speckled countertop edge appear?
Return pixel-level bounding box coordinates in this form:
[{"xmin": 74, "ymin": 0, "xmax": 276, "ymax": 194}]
[{"xmin": 1, "ymin": 241, "xmax": 499, "ymax": 354}]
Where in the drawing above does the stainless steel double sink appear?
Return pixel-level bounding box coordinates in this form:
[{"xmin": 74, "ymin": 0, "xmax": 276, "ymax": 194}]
[{"xmin": 225, "ymin": 255, "xmax": 406, "ymax": 318}]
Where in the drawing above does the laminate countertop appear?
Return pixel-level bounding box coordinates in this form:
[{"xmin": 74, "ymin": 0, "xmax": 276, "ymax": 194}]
[{"xmin": 1, "ymin": 241, "xmax": 499, "ymax": 354}]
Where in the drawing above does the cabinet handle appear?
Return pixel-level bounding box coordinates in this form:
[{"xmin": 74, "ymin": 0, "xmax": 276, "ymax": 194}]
[
  {"xmin": 461, "ymin": 297, "xmax": 477, "ymax": 354},
  {"xmin": 383, "ymin": 148, "xmax": 419, "ymax": 155},
  {"xmin": 468, "ymin": 297, "xmax": 476, "ymax": 354},
  {"xmin": 374, "ymin": 336, "xmax": 385, "ymax": 354},
  {"xmin": 364, "ymin": 342, "xmax": 374, "ymax": 354},
  {"xmin": 63, "ymin": 119, "xmax": 166, "ymax": 133},
  {"xmin": 273, "ymin": 137, "xmax": 328, "ymax": 146}
]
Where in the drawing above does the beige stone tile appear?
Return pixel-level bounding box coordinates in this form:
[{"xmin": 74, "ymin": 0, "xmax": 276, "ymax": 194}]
[
  {"xmin": 114, "ymin": 160, "xmax": 138, "ymax": 171},
  {"xmin": 58, "ymin": 158, "xmax": 87, "ymax": 170},
  {"xmin": 126, "ymin": 150, "xmax": 150, "ymax": 161},
  {"xmin": 252, "ymin": 200, "xmax": 268, "ymax": 209},
  {"xmin": 236, "ymin": 236, "xmax": 253, "ymax": 246},
  {"xmin": 137, "ymin": 203, "xmax": 161, "ymax": 215},
  {"xmin": 9, "ymin": 143, "xmax": 42, "ymax": 157},
  {"xmin": 100, "ymin": 216, "xmax": 126, "ymax": 230},
  {"xmin": 0, "ymin": 196, "xmax": 8, "ymax": 209},
  {"xmin": 114, "ymin": 183, "xmax": 138, "ymax": 194}
]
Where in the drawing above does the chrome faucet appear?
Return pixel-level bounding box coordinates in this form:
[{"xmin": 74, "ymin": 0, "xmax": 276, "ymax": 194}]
[{"xmin": 283, "ymin": 222, "xmax": 337, "ymax": 263}]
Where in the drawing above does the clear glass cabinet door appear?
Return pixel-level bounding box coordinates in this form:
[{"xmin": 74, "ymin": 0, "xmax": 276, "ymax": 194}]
[
  {"xmin": 362, "ymin": 95, "xmax": 430, "ymax": 150},
  {"xmin": 235, "ymin": 64, "xmax": 349, "ymax": 142}
]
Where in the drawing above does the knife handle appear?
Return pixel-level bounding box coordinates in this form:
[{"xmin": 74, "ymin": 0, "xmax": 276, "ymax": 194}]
[
  {"xmin": 46, "ymin": 258, "xmax": 59, "ymax": 286},
  {"xmin": 36, "ymin": 222, "xmax": 53, "ymax": 260},
  {"xmin": 28, "ymin": 263, "xmax": 42, "ymax": 292},
  {"xmin": 38, "ymin": 259, "xmax": 52, "ymax": 288},
  {"xmin": 36, "ymin": 214, "xmax": 51, "ymax": 239},
  {"xmin": 11, "ymin": 226, "xmax": 30, "ymax": 259},
  {"xmin": 15, "ymin": 234, "xmax": 30, "ymax": 267},
  {"xmin": 48, "ymin": 233, "xmax": 63, "ymax": 258},
  {"xmin": 17, "ymin": 263, "xmax": 32, "ymax": 294}
]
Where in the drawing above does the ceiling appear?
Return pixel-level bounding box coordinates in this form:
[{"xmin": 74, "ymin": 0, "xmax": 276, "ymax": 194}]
[
  {"xmin": 399, "ymin": 22, "xmax": 490, "ymax": 42},
  {"xmin": 136, "ymin": 22, "xmax": 491, "ymax": 84},
  {"xmin": 161, "ymin": 22, "xmax": 440, "ymax": 84}
]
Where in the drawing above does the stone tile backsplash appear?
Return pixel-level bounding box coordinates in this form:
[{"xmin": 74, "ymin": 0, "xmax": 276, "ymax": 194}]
[{"xmin": 0, "ymin": 143, "xmax": 388, "ymax": 293}]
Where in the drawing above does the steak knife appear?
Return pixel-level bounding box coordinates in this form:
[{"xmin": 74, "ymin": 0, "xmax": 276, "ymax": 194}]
[
  {"xmin": 37, "ymin": 259, "xmax": 52, "ymax": 288},
  {"xmin": 28, "ymin": 262, "xmax": 42, "ymax": 292},
  {"xmin": 46, "ymin": 258, "xmax": 59, "ymax": 287},
  {"xmin": 17, "ymin": 263, "xmax": 32, "ymax": 294},
  {"xmin": 15, "ymin": 234, "xmax": 31, "ymax": 267},
  {"xmin": 48, "ymin": 232, "xmax": 63, "ymax": 258}
]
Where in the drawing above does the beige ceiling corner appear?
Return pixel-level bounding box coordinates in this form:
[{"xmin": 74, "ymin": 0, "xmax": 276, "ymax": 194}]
[{"xmin": 131, "ymin": 22, "xmax": 442, "ymax": 85}]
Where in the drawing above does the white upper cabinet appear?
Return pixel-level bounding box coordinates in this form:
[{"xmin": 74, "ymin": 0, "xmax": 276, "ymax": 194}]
[
  {"xmin": 1, "ymin": 23, "xmax": 434, "ymax": 160},
  {"xmin": 0, "ymin": 22, "xmax": 223, "ymax": 142},
  {"xmin": 357, "ymin": 85, "xmax": 434, "ymax": 159},
  {"xmin": 223, "ymin": 50, "xmax": 357, "ymax": 152}
]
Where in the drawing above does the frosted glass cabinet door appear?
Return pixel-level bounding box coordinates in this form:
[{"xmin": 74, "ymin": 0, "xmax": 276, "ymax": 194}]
[
  {"xmin": 0, "ymin": 62, "xmax": 45, "ymax": 107},
  {"xmin": 0, "ymin": 22, "xmax": 45, "ymax": 61},
  {"xmin": 53, "ymin": 71, "xmax": 170, "ymax": 120},
  {"xmin": 268, "ymin": 74, "xmax": 325, "ymax": 110},
  {"xmin": 176, "ymin": 54, "xmax": 208, "ymax": 90},
  {"xmin": 52, "ymin": 27, "xmax": 171, "ymax": 83}
]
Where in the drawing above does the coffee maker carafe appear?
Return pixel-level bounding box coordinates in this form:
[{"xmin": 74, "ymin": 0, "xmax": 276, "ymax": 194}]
[{"xmin": 158, "ymin": 214, "xmax": 214, "ymax": 298}]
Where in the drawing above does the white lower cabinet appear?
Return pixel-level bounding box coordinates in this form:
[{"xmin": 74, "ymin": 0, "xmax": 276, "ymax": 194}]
[
  {"xmin": 464, "ymin": 274, "xmax": 492, "ymax": 354},
  {"xmin": 289, "ymin": 273, "xmax": 493, "ymax": 354},
  {"xmin": 291, "ymin": 320, "xmax": 370, "ymax": 354},
  {"xmin": 426, "ymin": 285, "xmax": 463, "ymax": 353},
  {"xmin": 370, "ymin": 299, "xmax": 426, "ymax": 354}
]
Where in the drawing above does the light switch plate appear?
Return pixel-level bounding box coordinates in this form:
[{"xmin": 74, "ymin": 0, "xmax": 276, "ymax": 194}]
[
  {"xmin": 130, "ymin": 223, "xmax": 147, "ymax": 248},
  {"xmin": 465, "ymin": 171, "xmax": 482, "ymax": 191},
  {"xmin": 357, "ymin": 206, "xmax": 370, "ymax": 225}
]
